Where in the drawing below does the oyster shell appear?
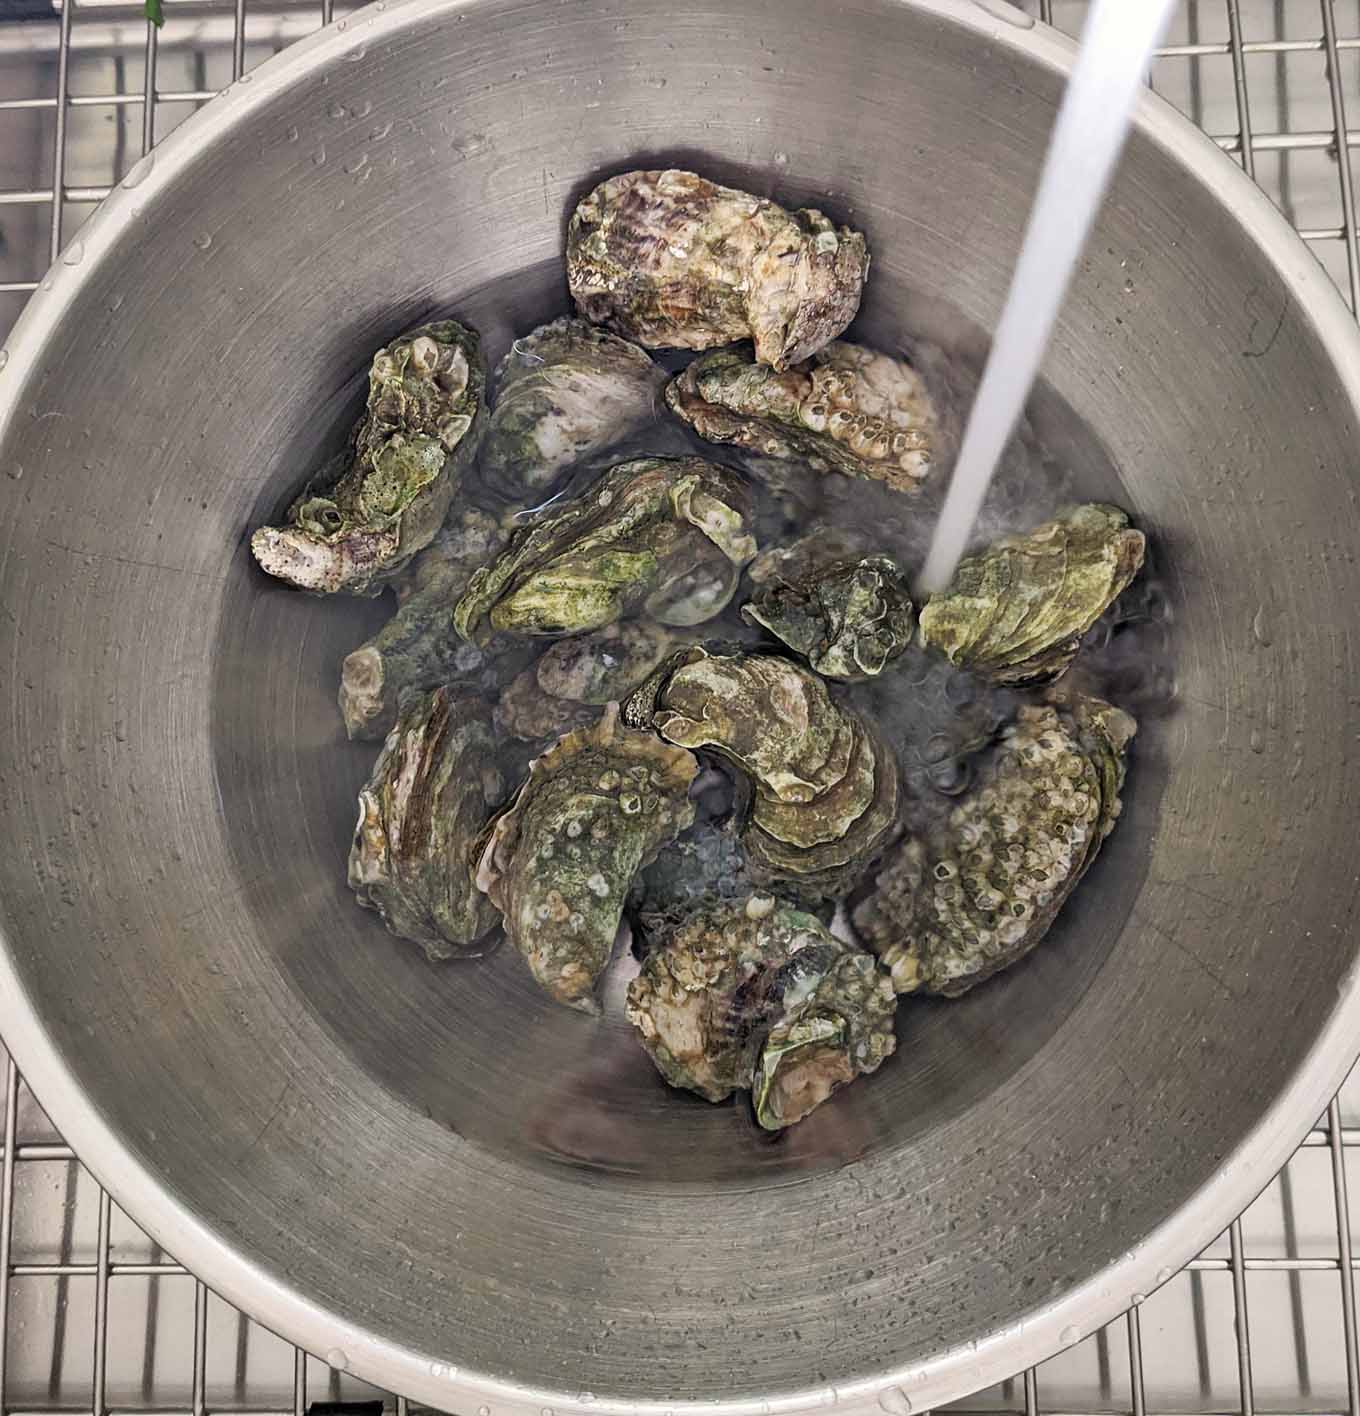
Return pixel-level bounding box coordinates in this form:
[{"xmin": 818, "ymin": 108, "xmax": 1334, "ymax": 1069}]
[
  {"xmin": 480, "ymin": 317, "xmax": 668, "ymax": 502},
  {"xmin": 666, "ymin": 341, "xmax": 937, "ymax": 495},
  {"xmin": 475, "ymin": 704, "xmax": 698, "ymax": 1010},
  {"xmin": 743, "ymin": 553, "xmax": 915, "ymax": 682},
  {"xmin": 566, "ymin": 169, "xmax": 868, "ymax": 371},
  {"xmin": 852, "ymin": 690, "xmax": 1136, "ymax": 996},
  {"xmin": 625, "ymin": 648, "xmax": 901, "ymax": 898},
  {"xmin": 495, "ymin": 621, "xmax": 675, "ymax": 743},
  {"xmin": 453, "ymin": 456, "xmax": 756, "ymax": 644},
  {"xmin": 347, "ymin": 686, "xmax": 503, "ymax": 960},
  {"xmin": 339, "ymin": 508, "xmax": 511, "ymax": 741},
  {"xmin": 918, "ymin": 504, "xmax": 1147, "ymax": 687},
  {"xmin": 252, "ymin": 319, "xmax": 486, "ymax": 595},
  {"xmin": 626, "ymin": 896, "xmax": 896, "ymax": 1127}
]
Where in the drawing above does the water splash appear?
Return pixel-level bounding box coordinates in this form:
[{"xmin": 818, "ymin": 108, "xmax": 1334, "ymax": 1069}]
[{"xmin": 918, "ymin": 0, "xmax": 1178, "ymax": 594}]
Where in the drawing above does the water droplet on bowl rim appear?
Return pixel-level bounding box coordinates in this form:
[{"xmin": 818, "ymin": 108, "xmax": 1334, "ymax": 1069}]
[
  {"xmin": 325, "ymin": 1347, "xmax": 348, "ymax": 1371},
  {"xmin": 122, "ymin": 152, "xmax": 155, "ymax": 188},
  {"xmin": 877, "ymin": 1386, "xmax": 912, "ymax": 1416},
  {"xmin": 62, "ymin": 240, "xmax": 84, "ymax": 266},
  {"xmin": 1059, "ymin": 1324, "xmax": 1081, "ymax": 1345},
  {"xmin": 0, "ymin": 350, "xmax": 9, "ymax": 371}
]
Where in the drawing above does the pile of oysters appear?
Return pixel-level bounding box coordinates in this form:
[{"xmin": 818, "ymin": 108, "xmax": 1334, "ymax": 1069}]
[{"xmin": 251, "ymin": 168, "xmax": 1148, "ymax": 1131}]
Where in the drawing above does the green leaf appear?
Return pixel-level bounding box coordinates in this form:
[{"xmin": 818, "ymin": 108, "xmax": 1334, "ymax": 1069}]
[{"xmin": 144, "ymin": 0, "xmax": 165, "ymax": 27}]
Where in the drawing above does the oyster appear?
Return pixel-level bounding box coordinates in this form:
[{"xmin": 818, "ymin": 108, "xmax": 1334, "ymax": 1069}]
[
  {"xmin": 626, "ymin": 897, "xmax": 896, "ymax": 1127},
  {"xmin": 453, "ymin": 457, "xmax": 756, "ymax": 644},
  {"xmin": 348, "ymin": 686, "xmax": 503, "ymax": 960},
  {"xmin": 252, "ymin": 319, "xmax": 486, "ymax": 595},
  {"xmin": 625, "ymin": 648, "xmax": 901, "ymax": 897},
  {"xmin": 566, "ymin": 169, "xmax": 868, "ymax": 371},
  {"xmin": 918, "ymin": 504, "xmax": 1146, "ymax": 687},
  {"xmin": 743, "ymin": 553, "xmax": 915, "ymax": 682},
  {"xmin": 480, "ymin": 318, "xmax": 668, "ymax": 502},
  {"xmin": 666, "ymin": 341, "xmax": 937, "ymax": 495},
  {"xmin": 852, "ymin": 691, "xmax": 1136, "ymax": 996},
  {"xmin": 495, "ymin": 621, "xmax": 675, "ymax": 742},
  {"xmin": 339, "ymin": 508, "xmax": 511, "ymax": 740},
  {"xmin": 475, "ymin": 704, "xmax": 698, "ymax": 1010}
]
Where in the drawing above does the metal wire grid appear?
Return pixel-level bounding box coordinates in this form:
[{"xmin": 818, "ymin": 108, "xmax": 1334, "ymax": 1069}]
[{"xmin": 0, "ymin": 0, "xmax": 1358, "ymax": 1411}]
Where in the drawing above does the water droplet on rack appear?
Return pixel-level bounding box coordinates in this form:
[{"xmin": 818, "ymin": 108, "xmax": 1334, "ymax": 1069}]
[
  {"xmin": 325, "ymin": 1348, "xmax": 348, "ymax": 1371},
  {"xmin": 1059, "ymin": 1324, "xmax": 1081, "ymax": 1346},
  {"xmin": 192, "ymin": 232, "xmax": 213, "ymax": 251},
  {"xmin": 877, "ymin": 1387, "xmax": 912, "ymax": 1416},
  {"xmin": 61, "ymin": 240, "xmax": 84, "ymax": 266},
  {"xmin": 122, "ymin": 152, "xmax": 155, "ymax": 188}
]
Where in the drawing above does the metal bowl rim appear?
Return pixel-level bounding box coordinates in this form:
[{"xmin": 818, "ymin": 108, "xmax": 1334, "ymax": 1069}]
[{"xmin": 1, "ymin": 0, "xmax": 1359, "ymax": 1407}]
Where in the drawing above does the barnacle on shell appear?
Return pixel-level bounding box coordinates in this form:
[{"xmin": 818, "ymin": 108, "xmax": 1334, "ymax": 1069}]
[
  {"xmin": 480, "ymin": 317, "xmax": 667, "ymax": 502},
  {"xmin": 475, "ymin": 704, "xmax": 698, "ymax": 1010},
  {"xmin": 567, "ymin": 169, "xmax": 868, "ymax": 371},
  {"xmin": 918, "ymin": 504, "xmax": 1147, "ymax": 687},
  {"xmin": 743, "ymin": 551, "xmax": 915, "ymax": 682},
  {"xmin": 666, "ymin": 341, "xmax": 937, "ymax": 496},
  {"xmin": 453, "ymin": 456, "xmax": 756, "ymax": 644},
  {"xmin": 252, "ymin": 319, "xmax": 485, "ymax": 595},
  {"xmin": 626, "ymin": 896, "xmax": 896, "ymax": 1127},
  {"xmin": 347, "ymin": 686, "xmax": 504, "ymax": 960},
  {"xmin": 852, "ymin": 689, "xmax": 1136, "ymax": 996},
  {"xmin": 339, "ymin": 508, "xmax": 511, "ymax": 741},
  {"xmin": 625, "ymin": 647, "xmax": 901, "ymax": 899}
]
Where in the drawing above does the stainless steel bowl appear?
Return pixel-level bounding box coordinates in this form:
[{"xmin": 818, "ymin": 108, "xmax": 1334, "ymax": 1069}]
[{"xmin": 2, "ymin": 0, "xmax": 1359, "ymax": 1408}]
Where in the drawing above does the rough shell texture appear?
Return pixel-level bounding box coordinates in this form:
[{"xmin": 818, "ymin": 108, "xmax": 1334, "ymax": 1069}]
[
  {"xmin": 347, "ymin": 686, "xmax": 504, "ymax": 960},
  {"xmin": 480, "ymin": 318, "xmax": 667, "ymax": 502},
  {"xmin": 626, "ymin": 647, "xmax": 901, "ymax": 899},
  {"xmin": 743, "ymin": 553, "xmax": 915, "ymax": 682},
  {"xmin": 453, "ymin": 457, "xmax": 756, "ymax": 643},
  {"xmin": 919, "ymin": 503, "xmax": 1147, "ymax": 687},
  {"xmin": 625, "ymin": 897, "xmax": 895, "ymax": 1128},
  {"xmin": 566, "ymin": 169, "xmax": 868, "ymax": 371},
  {"xmin": 495, "ymin": 621, "xmax": 675, "ymax": 742},
  {"xmin": 852, "ymin": 690, "xmax": 1136, "ymax": 996},
  {"xmin": 252, "ymin": 319, "xmax": 485, "ymax": 595},
  {"xmin": 339, "ymin": 508, "xmax": 511, "ymax": 741},
  {"xmin": 475, "ymin": 704, "xmax": 698, "ymax": 1010},
  {"xmin": 666, "ymin": 341, "xmax": 937, "ymax": 495}
]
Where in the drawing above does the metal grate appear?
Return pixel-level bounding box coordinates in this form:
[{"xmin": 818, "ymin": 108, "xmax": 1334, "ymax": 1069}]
[{"xmin": 1, "ymin": 0, "xmax": 1359, "ymax": 1412}]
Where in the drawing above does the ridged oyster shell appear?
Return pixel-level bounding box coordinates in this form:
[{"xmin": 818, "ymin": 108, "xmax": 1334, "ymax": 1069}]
[
  {"xmin": 919, "ymin": 504, "xmax": 1146, "ymax": 687},
  {"xmin": 252, "ymin": 319, "xmax": 485, "ymax": 595},
  {"xmin": 453, "ymin": 456, "xmax": 756, "ymax": 643},
  {"xmin": 567, "ymin": 169, "xmax": 868, "ymax": 371},
  {"xmin": 626, "ymin": 896, "xmax": 896, "ymax": 1128},
  {"xmin": 338, "ymin": 508, "xmax": 511, "ymax": 741},
  {"xmin": 666, "ymin": 341, "xmax": 937, "ymax": 495},
  {"xmin": 475, "ymin": 704, "xmax": 698, "ymax": 1010},
  {"xmin": 852, "ymin": 690, "xmax": 1135, "ymax": 996},
  {"xmin": 347, "ymin": 686, "xmax": 504, "ymax": 960},
  {"xmin": 480, "ymin": 317, "xmax": 667, "ymax": 502}
]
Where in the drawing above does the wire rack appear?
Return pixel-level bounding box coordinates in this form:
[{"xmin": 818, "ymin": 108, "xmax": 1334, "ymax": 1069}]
[{"xmin": 1, "ymin": 0, "xmax": 1360, "ymax": 1412}]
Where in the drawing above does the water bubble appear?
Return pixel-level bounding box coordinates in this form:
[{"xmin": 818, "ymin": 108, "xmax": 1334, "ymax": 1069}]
[
  {"xmin": 877, "ymin": 1387, "xmax": 912, "ymax": 1416},
  {"xmin": 7, "ymin": 464, "xmax": 23, "ymax": 481},
  {"xmin": 329, "ymin": 101, "xmax": 346, "ymax": 118},
  {"xmin": 773, "ymin": 151, "xmax": 789, "ymax": 166},
  {"xmin": 370, "ymin": 121, "xmax": 393, "ymax": 140},
  {"xmin": 312, "ymin": 147, "xmax": 327, "ymax": 166},
  {"xmin": 325, "ymin": 1348, "xmax": 348, "ymax": 1371},
  {"xmin": 286, "ymin": 125, "xmax": 300, "ymax": 142},
  {"xmin": 344, "ymin": 152, "xmax": 369, "ymax": 175},
  {"xmin": 192, "ymin": 232, "xmax": 213, "ymax": 251},
  {"xmin": 108, "ymin": 292, "xmax": 125, "ymax": 312},
  {"xmin": 1249, "ymin": 728, "xmax": 1264, "ymax": 754},
  {"xmin": 62, "ymin": 240, "xmax": 84, "ymax": 266},
  {"xmin": 121, "ymin": 152, "xmax": 155, "ymax": 189},
  {"xmin": 1059, "ymin": 1324, "xmax": 1081, "ymax": 1346},
  {"xmin": 477, "ymin": 1407, "xmax": 490, "ymax": 1416},
  {"xmin": 353, "ymin": 98, "xmax": 372, "ymax": 117}
]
